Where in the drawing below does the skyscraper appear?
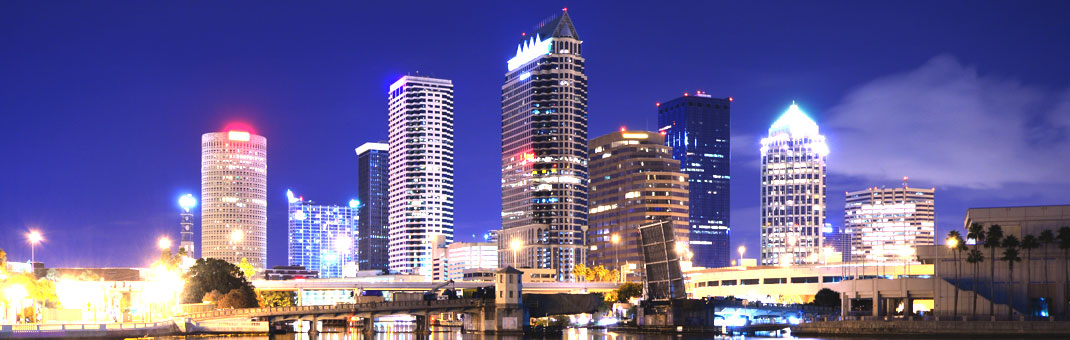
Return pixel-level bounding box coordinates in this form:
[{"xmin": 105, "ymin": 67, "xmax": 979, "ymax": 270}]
[
  {"xmin": 356, "ymin": 142, "xmax": 389, "ymax": 272},
  {"xmin": 499, "ymin": 10, "xmax": 588, "ymax": 281},
  {"xmin": 286, "ymin": 190, "xmax": 357, "ymax": 278},
  {"xmin": 588, "ymin": 130, "xmax": 689, "ymax": 277},
  {"xmin": 387, "ymin": 75, "xmax": 455, "ymax": 278},
  {"xmin": 178, "ymin": 194, "xmax": 197, "ymax": 256},
  {"xmin": 657, "ymin": 92, "xmax": 732, "ymax": 268},
  {"xmin": 759, "ymin": 103, "xmax": 828, "ymax": 266},
  {"xmin": 845, "ymin": 184, "xmax": 935, "ymax": 263},
  {"xmin": 201, "ymin": 130, "xmax": 267, "ymax": 270}
]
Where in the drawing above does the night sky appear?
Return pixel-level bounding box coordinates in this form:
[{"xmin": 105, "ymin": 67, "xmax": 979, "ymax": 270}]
[{"xmin": 3, "ymin": 1, "xmax": 1070, "ymax": 268}]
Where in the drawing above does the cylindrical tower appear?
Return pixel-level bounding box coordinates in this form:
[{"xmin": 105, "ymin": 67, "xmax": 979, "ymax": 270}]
[{"xmin": 201, "ymin": 130, "xmax": 267, "ymax": 271}]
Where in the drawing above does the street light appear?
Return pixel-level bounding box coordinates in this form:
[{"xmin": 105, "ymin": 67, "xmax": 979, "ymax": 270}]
[
  {"xmin": 611, "ymin": 234, "xmax": 621, "ymax": 281},
  {"xmin": 510, "ymin": 239, "xmax": 523, "ymax": 268},
  {"xmin": 26, "ymin": 230, "xmax": 43, "ymax": 263},
  {"xmin": 158, "ymin": 237, "xmax": 172, "ymax": 250},
  {"xmin": 737, "ymin": 245, "xmax": 746, "ymax": 267}
]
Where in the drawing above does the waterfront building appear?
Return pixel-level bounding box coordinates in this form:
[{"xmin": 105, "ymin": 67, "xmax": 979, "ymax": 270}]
[
  {"xmin": 286, "ymin": 190, "xmax": 357, "ymax": 278},
  {"xmin": 201, "ymin": 129, "xmax": 267, "ymax": 270},
  {"xmin": 657, "ymin": 92, "xmax": 732, "ymax": 268},
  {"xmin": 178, "ymin": 194, "xmax": 197, "ymax": 256},
  {"xmin": 588, "ymin": 130, "xmax": 690, "ymax": 277},
  {"xmin": 499, "ymin": 10, "xmax": 589, "ymax": 281},
  {"xmin": 387, "ymin": 75, "xmax": 455, "ymax": 278},
  {"xmin": 759, "ymin": 103, "xmax": 828, "ymax": 266},
  {"xmin": 356, "ymin": 142, "xmax": 390, "ymax": 272},
  {"xmin": 844, "ymin": 184, "xmax": 935, "ymax": 263},
  {"xmin": 446, "ymin": 242, "xmax": 498, "ymax": 281}
]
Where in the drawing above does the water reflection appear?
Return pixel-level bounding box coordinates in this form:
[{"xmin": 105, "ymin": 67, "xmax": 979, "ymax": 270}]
[{"xmin": 152, "ymin": 328, "xmax": 1054, "ymax": 340}]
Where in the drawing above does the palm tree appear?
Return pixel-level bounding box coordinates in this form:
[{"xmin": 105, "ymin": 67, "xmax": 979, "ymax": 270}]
[
  {"xmin": 966, "ymin": 248, "xmax": 984, "ymax": 317},
  {"xmin": 1020, "ymin": 234, "xmax": 1039, "ymax": 316},
  {"xmin": 947, "ymin": 230, "xmax": 966, "ymax": 317},
  {"xmin": 1001, "ymin": 236, "xmax": 1021, "ymax": 319},
  {"xmin": 983, "ymin": 224, "xmax": 1004, "ymax": 316},
  {"xmin": 1058, "ymin": 226, "xmax": 1070, "ymax": 317},
  {"xmin": 1039, "ymin": 230, "xmax": 1055, "ymax": 288}
]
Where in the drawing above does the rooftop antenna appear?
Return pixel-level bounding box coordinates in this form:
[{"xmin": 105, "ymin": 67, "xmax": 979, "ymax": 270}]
[{"xmin": 902, "ymin": 176, "xmax": 909, "ymax": 187}]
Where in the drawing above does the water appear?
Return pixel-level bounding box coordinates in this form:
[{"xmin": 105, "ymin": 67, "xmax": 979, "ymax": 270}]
[{"xmin": 151, "ymin": 327, "xmax": 1059, "ymax": 340}]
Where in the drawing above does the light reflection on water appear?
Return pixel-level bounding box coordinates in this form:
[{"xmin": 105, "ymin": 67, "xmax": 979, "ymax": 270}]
[{"xmin": 151, "ymin": 327, "xmax": 1052, "ymax": 340}]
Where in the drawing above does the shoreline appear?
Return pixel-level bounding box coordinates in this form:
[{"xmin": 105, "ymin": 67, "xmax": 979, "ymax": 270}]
[{"xmin": 792, "ymin": 320, "xmax": 1070, "ymax": 337}]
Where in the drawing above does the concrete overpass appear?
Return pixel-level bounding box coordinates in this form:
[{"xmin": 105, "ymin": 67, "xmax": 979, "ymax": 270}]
[{"xmin": 252, "ymin": 279, "xmax": 619, "ymax": 293}]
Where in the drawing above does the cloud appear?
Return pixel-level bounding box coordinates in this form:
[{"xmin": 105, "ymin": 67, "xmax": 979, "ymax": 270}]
[{"xmin": 825, "ymin": 55, "xmax": 1070, "ymax": 189}]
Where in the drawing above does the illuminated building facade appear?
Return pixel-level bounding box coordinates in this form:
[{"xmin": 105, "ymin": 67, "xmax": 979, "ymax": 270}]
[
  {"xmin": 178, "ymin": 194, "xmax": 197, "ymax": 256},
  {"xmin": 356, "ymin": 142, "xmax": 390, "ymax": 271},
  {"xmin": 201, "ymin": 130, "xmax": 267, "ymax": 270},
  {"xmin": 759, "ymin": 103, "xmax": 828, "ymax": 266},
  {"xmin": 845, "ymin": 185, "xmax": 935, "ymax": 263},
  {"xmin": 499, "ymin": 11, "xmax": 588, "ymax": 281},
  {"xmin": 657, "ymin": 92, "xmax": 732, "ymax": 268},
  {"xmin": 387, "ymin": 75, "xmax": 455, "ymax": 278},
  {"xmin": 445, "ymin": 242, "xmax": 498, "ymax": 281},
  {"xmin": 286, "ymin": 190, "xmax": 358, "ymax": 278},
  {"xmin": 588, "ymin": 131, "xmax": 689, "ymax": 276}
]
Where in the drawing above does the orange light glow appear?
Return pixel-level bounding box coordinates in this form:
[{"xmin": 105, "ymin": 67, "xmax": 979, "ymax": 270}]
[
  {"xmin": 523, "ymin": 152, "xmax": 536, "ymax": 163},
  {"xmin": 620, "ymin": 126, "xmax": 626, "ymax": 132},
  {"xmin": 729, "ymin": 97, "xmax": 733, "ymax": 101},
  {"xmin": 228, "ymin": 131, "xmax": 250, "ymax": 141}
]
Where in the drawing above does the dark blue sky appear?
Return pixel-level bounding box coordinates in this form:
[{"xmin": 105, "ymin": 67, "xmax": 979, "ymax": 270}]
[{"xmin": 3, "ymin": 1, "xmax": 1070, "ymax": 268}]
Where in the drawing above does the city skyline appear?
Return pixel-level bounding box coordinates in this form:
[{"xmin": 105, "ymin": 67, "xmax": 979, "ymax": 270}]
[{"xmin": 4, "ymin": 2, "xmax": 1070, "ymax": 268}]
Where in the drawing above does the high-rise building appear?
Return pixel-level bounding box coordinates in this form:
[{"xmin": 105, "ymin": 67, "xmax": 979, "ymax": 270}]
[
  {"xmin": 201, "ymin": 130, "xmax": 267, "ymax": 270},
  {"xmin": 657, "ymin": 92, "xmax": 732, "ymax": 268},
  {"xmin": 588, "ymin": 130, "xmax": 689, "ymax": 276},
  {"xmin": 845, "ymin": 184, "xmax": 935, "ymax": 263},
  {"xmin": 178, "ymin": 194, "xmax": 197, "ymax": 256},
  {"xmin": 286, "ymin": 190, "xmax": 358, "ymax": 278},
  {"xmin": 759, "ymin": 103, "xmax": 829, "ymax": 266},
  {"xmin": 387, "ymin": 75, "xmax": 455, "ymax": 278},
  {"xmin": 499, "ymin": 10, "xmax": 588, "ymax": 281},
  {"xmin": 356, "ymin": 142, "xmax": 390, "ymax": 272}
]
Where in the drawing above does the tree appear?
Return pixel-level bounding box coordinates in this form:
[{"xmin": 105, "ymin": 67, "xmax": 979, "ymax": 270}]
[
  {"xmin": 966, "ymin": 249, "xmax": 984, "ymax": 316},
  {"xmin": 591, "ymin": 266, "xmax": 611, "ymax": 282},
  {"xmin": 0, "ymin": 248, "xmax": 7, "ymax": 272},
  {"xmin": 1020, "ymin": 234, "xmax": 1039, "ymax": 308},
  {"xmin": 812, "ymin": 288, "xmax": 841, "ymax": 308},
  {"xmin": 182, "ymin": 258, "xmax": 259, "ymax": 308},
  {"xmin": 257, "ymin": 290, "xmax": 297, "ymax": 307},
  {"xmin": 1001, "ymin": 236, "xmax": 1021, "ymax": 319},
  {"xmin": 219, "ymin": 287, "xmax": 258, "ymax": 309},
  {"xmin": 237, "ymin": 258, "xmax": 256, "ymax": 280},
  {"xmin": 947, "ymin": 230, "xmax": 967, "ymax": 317},
  {"xmin": 616, "ymin": 282, "xmax": 643, "ymax": 302},
  {"xmin": 1057, "ymin": 226, "xmax": 1070, "ymax": 316},
  {"xmin": 983, "ymin": 224, "xmax": 1004, "ymax": 316},
  {"xmin": 572, "ymin": 263, "xmax": 589, "ymax": 282},
  {"xmin": 1039, "ymin": 230, "xmax": 1055, "ymax": 290}
]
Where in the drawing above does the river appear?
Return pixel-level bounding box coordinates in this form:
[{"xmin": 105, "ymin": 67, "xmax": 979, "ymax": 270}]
[{"xmin": 151, "ymin": 327, "xmax": 1067, "ymax": 340}]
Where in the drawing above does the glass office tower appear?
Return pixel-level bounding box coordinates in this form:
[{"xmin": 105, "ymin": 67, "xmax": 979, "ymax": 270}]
[
  {"xmin": 499, "ymin": 10, "xmax": 588, "ymax": 281},
  {"xmin": 657, "ymin": 92, "xmax": 731, "ymax": 268}
]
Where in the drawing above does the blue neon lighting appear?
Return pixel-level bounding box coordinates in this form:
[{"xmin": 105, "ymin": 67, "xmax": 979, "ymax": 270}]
[{"xmin": 507, "ymin": 34, "xmax": 553, "ymax": 71}]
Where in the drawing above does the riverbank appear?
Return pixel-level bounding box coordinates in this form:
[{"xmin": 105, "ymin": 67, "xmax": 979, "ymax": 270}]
[
  {"xmin": 793, "ymin": 320, "xmax": 1070, "ymax": 337},
  {"xmin": 0, "ymin": 320, "xmax": 268, "ymax": 339}
]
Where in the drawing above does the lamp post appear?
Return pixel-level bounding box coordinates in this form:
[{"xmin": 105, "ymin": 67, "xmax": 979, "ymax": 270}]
[
  {"xmin": 947, "ymin": 236, "xmax": 960, "ymax": 317},
  {"xmin": 737, "ymin": 245, "xmax": 746, "ymax": 267},
  {"xmin": 510, "ymin": 239, "xmax": 522, "ymax": 268},
  {"xmin": 158, "ymin": 237, "xmax": 172, "ymax": 251},
  {"xmin": 26, "ymin": 231, "xmax": 43, "ymax": 263},
  {"xmin": 611, "ymin": 234, "xmax": 621, "ymax": 281}
]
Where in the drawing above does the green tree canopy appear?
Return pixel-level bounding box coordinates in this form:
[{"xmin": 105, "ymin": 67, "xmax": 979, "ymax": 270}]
[
  {"xmin": 257, "ymin": 290, "xmax": 297, "ymax": 307},
  {"xmin": 812, "ymin": 288, "xmax": 840, "ymax": 307},
  {"xmin": 182, "ymin": 258, "xmax": 258, "ymax": 308},
  {"xmin": 616, "ymin": 282, "xmax": 642, "ymax": 302}
]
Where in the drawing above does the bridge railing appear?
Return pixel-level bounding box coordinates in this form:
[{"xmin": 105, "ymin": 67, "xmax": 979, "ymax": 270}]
[
  {"xmin": 2, "ymin": 321, "xmax": 174, "ymax": 334},
  {"xmin": 187, "ymin": 298, "xmax": 487, "ymax": 319}
]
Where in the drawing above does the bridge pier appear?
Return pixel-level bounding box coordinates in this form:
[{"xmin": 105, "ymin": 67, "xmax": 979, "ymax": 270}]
[{"xmin": 414, "ymin": 314, "xmax": 430, "ymax": 334}]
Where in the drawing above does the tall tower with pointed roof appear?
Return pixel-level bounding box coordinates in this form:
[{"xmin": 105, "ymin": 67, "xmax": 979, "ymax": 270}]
[
  {"xmin": 499, "ymin": 10, "xmax": 588, "ymax": 281},
  {"xmin": 759, "ymin": 103, "xmax": 828, "ymax": 266}
]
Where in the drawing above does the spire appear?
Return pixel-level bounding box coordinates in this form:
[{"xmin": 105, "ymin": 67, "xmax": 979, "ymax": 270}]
[
  {"xmin": 769, "ymin": 102, "xmax": 821, "ymax": 139},
  {"xmin": 529, "ymin": 11, "xmax": 579, "ymax": 41}
]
